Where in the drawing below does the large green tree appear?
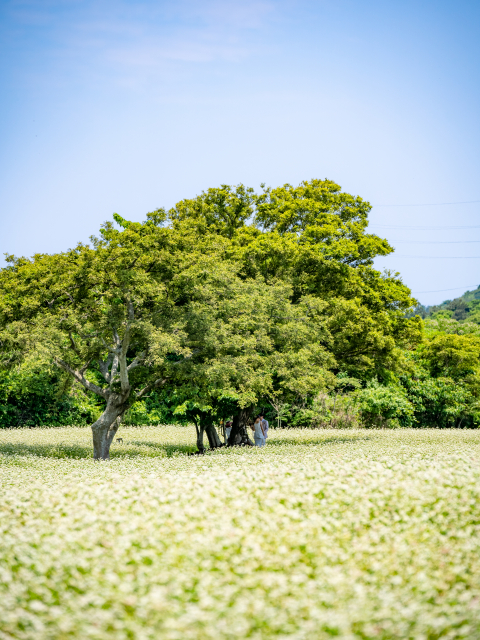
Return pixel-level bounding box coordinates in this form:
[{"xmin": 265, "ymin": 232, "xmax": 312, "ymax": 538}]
[
  {"xmin": 0, "ymin": 213, "xmax": 203, "ymax": 458},
  {"xmin": 0, "ymin": 178, "xmax": 421, "ymax": 456},
  {"xmin": 157, "ymin": 276, "xmax": 335, "ymax": 449},
  {"xmin": 169, "ymin": 179, "xmax": 421, "ymax": 379},
  {"xmin": 396, "ymin": 334, "xmax": 480, "ymax": 429},
  {"xmin": 0, "ymin": 211, "xmax": 333, "ymax": 457}
]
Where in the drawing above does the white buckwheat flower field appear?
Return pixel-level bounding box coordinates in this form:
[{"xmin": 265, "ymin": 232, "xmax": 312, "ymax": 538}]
[{"xmin": 1, "ymin": 426, "xmax": 480, "ymax": 639}]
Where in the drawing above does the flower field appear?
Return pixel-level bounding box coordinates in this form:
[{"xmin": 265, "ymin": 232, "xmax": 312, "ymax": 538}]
[{"xmin": 1, "ymin": 426, "xmax": 480, "ymax": 639}]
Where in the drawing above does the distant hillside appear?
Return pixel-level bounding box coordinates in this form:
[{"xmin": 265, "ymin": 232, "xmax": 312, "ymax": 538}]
[{"xmin": 413, "ymin": 285, "xmax": 480, "ymax": 323}]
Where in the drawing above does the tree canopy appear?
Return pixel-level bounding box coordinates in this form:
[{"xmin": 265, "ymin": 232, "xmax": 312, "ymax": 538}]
[{"xmin": 0, "ymin": 179, "xmax": 422, "ymax": 456}]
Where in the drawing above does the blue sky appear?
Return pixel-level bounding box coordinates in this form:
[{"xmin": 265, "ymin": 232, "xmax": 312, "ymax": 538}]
[{"xmin": 1, "ymin": 0, "xmax": 479, "ymax": 305}]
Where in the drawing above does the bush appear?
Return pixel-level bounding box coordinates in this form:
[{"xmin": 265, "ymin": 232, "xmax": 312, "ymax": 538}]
[
  {"xmin": 0, "ymin": 369, "xmax": 101, "ymax": 428},
  {"xmin": 402, "ymin": 376, "xmax": 479, "ymax": 429},
  {"xmin": 268, "ymin": 392, "xmax": 360, "ymax": 430},
  {"xmin": 124, "ymin": 400, "xmax": 165, "ymax": 426},
  {"xmin": 355, "ymin": 382, "xmax": 414, "ymax": 428}
]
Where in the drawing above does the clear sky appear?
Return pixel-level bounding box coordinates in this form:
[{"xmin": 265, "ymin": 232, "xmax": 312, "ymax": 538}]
[{"xmin": 1, "ymin": 0, "xmax": 479, "ymax": 305}]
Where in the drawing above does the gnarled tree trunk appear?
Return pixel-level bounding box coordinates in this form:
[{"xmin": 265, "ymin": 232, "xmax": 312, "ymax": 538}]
[
  {"xmin": 91, "ymin": 394, "xmax": 127, "ymax": 460},
  {"xmin": 193, "ymin": 419, "xmax": 205, "ymax": 453},
  {"xmin": 228, "ymin": 408, "xmax": 254, "ymax": 446},
  {"xmin": 205, "ymin": 423, "xmax": 223, "ymax": 449},
  {"xmin": 193, "ymin": 415, "xmax": 223, "ymax": 452}
]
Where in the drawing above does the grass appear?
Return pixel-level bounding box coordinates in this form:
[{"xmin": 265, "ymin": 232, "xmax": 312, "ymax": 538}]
[{"xmin": 1, "ymin": 425, "xmax": 480, "ymax": 639}]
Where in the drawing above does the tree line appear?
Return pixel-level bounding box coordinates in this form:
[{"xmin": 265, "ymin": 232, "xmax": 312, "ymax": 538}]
[
  {"xmin": 1, "ymin": 179, "xmax": 479, "ymax": 457},
  {"xmin": 413, "ymin": 286, "xmax": 480, "ymax": 323}
]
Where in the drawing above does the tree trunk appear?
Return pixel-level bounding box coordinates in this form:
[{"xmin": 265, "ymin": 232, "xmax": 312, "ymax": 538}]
[
  {"xmin": 205, "ymin": 423, "xmax": 223, "ymax": 449},
  {"xmin": 91, "ymin": 395, "xmax": 127, "ymax": 460},
  {"xmin": 194, "ymin": 421, "xmax": 205, "ymax": 453},
  {"xmin": 228, "ymin": 409, "xmax": 254, "ymax": 446},
  {"xmin": 92, "ymin": 423, "xmax": 120, "ymax": 460}
]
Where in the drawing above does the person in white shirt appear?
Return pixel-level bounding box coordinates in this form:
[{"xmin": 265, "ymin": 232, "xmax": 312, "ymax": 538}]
[
  {"xmin": 224, "ymin": 420, "xmax": 232, "ymax": 443},
  {"xmin": 260, "ymin": 414, "xmax": 269, "ymax": 441},
  {"xmin": 250, "ymin": 416, "xmax": 266, "ymax": 447}
]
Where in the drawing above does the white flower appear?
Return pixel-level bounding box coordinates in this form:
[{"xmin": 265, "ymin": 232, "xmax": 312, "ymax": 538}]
[{"xmin": 0, "ymin": 426, "xmax": 479, "ymax": 638}]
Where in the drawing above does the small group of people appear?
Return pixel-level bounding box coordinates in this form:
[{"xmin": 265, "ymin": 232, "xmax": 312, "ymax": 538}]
[
  {"xmin": 250, "ymin": 414, "xmax": 269, "ymax": 447},
  {"xmin": 223, "ymin": 413, "xmax": 269, "ymax": 447}
]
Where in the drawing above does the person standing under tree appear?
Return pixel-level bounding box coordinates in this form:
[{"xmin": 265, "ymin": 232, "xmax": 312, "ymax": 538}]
[
  {"xmin": 260, "ymin": 413, "xmax": 269, "ymax": 442},
  {"xmin": 224, "ymin": 420, "xmax": 233, "ymax": 443},
  {"xmin": 251, "ymin": 416, "xmax": 266, "ymax": 447}
]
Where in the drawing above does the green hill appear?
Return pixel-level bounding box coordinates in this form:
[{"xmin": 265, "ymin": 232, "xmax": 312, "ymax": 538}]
[{"xmin": 417, "ymin": 285, "xmax": 480, "ymax": 323}]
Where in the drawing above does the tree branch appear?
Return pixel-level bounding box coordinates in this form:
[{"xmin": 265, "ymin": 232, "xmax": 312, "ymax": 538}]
[
  {"xmin": 118, "ymin": 301, "xmax": 134, "ymax": 394},
  {"xmin": 79, "ymin": 358, "xmax": 93, "ymax": 376},
  {"xmin": 54, "ymin": 358, "xmax": 108, "ymax": 399},
  {"xmin": 136, "ymin": 377, "xmax": 167, "ymax": 400},
  {"xmin": 127, "ymin": 352, "xmax": 146, "ymax": 372},
  {"xmin": 127, "ymin": 299, "xmax": 135, "ymax": 323},
  {"xmin": 98, "ymin": 353, "xmax": 114, "ymax": 382},
  {"xmin": 68, "ymin": 332, "xmax": 81, "ymax": 357},
  {"xmin": 110, "ymin": 353, "xmax": 119, "ymax": 385}
]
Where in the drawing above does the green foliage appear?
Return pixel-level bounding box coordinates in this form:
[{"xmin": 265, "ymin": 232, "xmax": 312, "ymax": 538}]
[
  {"xmin": 0, "ymin": 368, "xmax": 101, "ymax": 427},
  {"xmin": 123, "ymin": 401, "xmax": 164, "ymax": 426},
  {"xmin": 0, "ymin": 178, "xmax": 424, "ymax": 437},
  {"xmin": 169, "ymin": 178, "xmax": 420, "ymax": 379},
  {"xmin": 354, "ymin": 381, "xmax": 414, "ymax": 428},
  {"xmin": 421, "ymin": 285, "xmax": 480, "ymax": 324},
  {"xmin": 273, "ymin": 394, "xmax": 361, "ymax": 429},
  {"xmin": 402, "ymin": 376, "xmax": 477, "ymax": 429},
  {"xmin": 421, "ymin": 333, "xmax": 480, "ymax": 379},
  {"xmin": 424, "ymin": 317, "xmax": 480, "ymax": 338},
  {"xmin": 396, "ymin": 338, "xmax": 480, "ymax": 429},
  {"xmin": 266, "ymin": 374, "xmax": 362, "ymax": 429},
  {"xmin": 168, "ymin": 184, "xmax": 255, "ymax": 239},
  {"xmin": 123, "ymin": 391, "xmax": 191, "ymax": 426}
]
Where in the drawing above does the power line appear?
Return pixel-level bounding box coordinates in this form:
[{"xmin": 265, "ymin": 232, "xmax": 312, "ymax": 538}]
[
  {"xmin": 394, "ymin": 255, "xmax": 480, "ymax": 259},
  {"xmin": 370, "ymin": 224, "xmax": 480, "ymax": 230},
  {"xmin": 390, "ymin": 240, "xmax": 480, "ymax": 244},
  {"xmin": 373, "ymin": 200, "xmax": 480, "ymax": 207},
  {"xmin": 412, "ymin": 285, "xmax": 479, "ymax": 294}
]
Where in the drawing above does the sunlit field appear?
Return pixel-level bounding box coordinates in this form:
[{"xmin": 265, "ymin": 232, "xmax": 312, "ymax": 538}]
[{"xmin": 1, "ymin": 426, "xmax": 480, "ymax": 639}]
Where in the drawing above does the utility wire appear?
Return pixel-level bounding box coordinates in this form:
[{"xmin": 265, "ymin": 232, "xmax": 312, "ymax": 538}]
[
  {"xmin": 412, "ymin": 285, "xmax": 479, "ymax": 294},
  {"xmin": 373, "ymin": 200, "xmax": 480, "ymax": 207},
  {"xmin": 390, "ymin": 240, "xmax": 480, "ymax": 244},
  {"xmin": 370, "ymin": 224, "xmax": 480, "ymax": 230},
  {"xmin": 394, "ymin": 255, "xmax": 480, "ymax": 259}
]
